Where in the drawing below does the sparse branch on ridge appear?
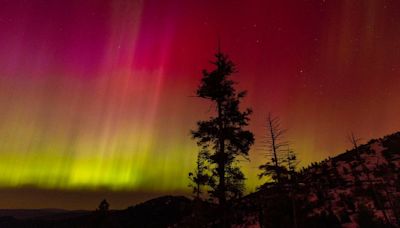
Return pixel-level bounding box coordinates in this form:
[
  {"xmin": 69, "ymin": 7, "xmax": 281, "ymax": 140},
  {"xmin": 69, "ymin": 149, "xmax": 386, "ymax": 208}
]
[{"xmin": 347, "ymin": 131, "xmax": 362, "ymax": 151}]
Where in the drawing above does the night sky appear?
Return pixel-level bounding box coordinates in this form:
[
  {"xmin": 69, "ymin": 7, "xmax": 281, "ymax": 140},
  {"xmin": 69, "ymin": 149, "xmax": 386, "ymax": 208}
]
[{"xmin": 1, "ymin": 0, "xmax": 400, "ymax": 209}]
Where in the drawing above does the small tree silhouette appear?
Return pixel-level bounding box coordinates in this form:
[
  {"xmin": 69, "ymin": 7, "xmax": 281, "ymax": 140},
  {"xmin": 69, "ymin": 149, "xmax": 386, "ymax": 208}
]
[
  {"xmin": 286, "ymin": 146, "xmax": 300, "ymax": 228},
  {"xmin": 189, "ymin": 150, "xmax": 210, "ymax": 199},
  {"xmin": 225, "ymin": 163, "xmax": 246, "ymax": 199},
  {"xmin": 286, "ymin": 146, "xmax": 299, "ymax": 177},
  {"xmin": 98, "ymin": 199, "xmax": 109, "ymax": 212},
  {"xmin": 94, "ymin": 199, "xmax": 110, "ymax": 227}
]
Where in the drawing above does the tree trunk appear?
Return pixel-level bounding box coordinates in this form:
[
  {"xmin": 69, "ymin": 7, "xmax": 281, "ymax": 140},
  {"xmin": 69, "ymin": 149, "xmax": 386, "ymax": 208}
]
[{"xmin": 217, "ymin": 100, "xmax": 227, "ymax": 227}]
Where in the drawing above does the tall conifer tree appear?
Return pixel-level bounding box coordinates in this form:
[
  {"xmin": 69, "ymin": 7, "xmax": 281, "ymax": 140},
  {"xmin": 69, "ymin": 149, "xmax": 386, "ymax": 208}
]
[{"xmin": 191, "ymin": 51, "xmax": 254, "ymax": 206}]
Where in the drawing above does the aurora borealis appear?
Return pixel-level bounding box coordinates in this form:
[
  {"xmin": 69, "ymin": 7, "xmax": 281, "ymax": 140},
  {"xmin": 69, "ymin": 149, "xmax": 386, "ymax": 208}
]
[{"xmin": 1, "ymin": 0, "xmax": 400, "ymax": 209}]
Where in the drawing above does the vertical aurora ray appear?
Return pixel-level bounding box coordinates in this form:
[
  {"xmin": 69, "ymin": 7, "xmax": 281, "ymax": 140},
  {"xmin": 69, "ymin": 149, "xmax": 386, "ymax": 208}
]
[{"xmin": 0, "ymin": 0, "xmax": 400, "ymax": 209}]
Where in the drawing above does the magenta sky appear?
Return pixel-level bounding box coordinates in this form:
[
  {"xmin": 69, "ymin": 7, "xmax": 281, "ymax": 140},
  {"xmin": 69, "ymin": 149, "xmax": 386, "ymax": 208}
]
[{"xmin": 0, "ymin": 0, "xmax": 400, "ymax": 209}]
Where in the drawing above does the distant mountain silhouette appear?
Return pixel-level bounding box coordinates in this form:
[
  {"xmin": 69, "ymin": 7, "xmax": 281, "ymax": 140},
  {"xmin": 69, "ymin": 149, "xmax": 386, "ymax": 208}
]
[
  {"xmin": 1, "ymin": 132, "xmax": 399, "ymax": 227},
  {"xmin": 0, "ymin": 196, "xmax": 192, "ymax": 228},
  {"xmin": 0, "ymin": 209, "xmax": 89, "ymax": 220}
]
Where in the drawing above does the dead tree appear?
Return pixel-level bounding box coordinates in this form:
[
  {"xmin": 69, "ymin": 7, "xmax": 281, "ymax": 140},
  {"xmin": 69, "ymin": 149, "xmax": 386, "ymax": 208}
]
[{"xmin": 259, "ymin": 113, "xmax": 288, "ymax": 184}]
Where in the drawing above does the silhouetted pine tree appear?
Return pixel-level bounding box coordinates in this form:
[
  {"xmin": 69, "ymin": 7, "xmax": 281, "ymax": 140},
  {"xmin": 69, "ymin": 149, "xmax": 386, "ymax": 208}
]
[
  {"xmin": 191, "ymin": 51, "xmax": 254, "ymax": 208},
  {"xmin": 189, "ymin": 150, "xmax": 210, "ymax": 199},
  {"xmin": 98, "ymin": 199, "xmax": 109, "ymax": 213},
  {"xmin": 225, "ymin": 164, "xmax": 246, "ymax": 199},
  {"xmin": 95, "ymin": 199, "xmax": 110, "ymax": 228},
  {"xmin": 286, "ymin": 146, "xmax": 299, "ymax": 180},
  {"xmin": 286, "ymin": 146, "xmax": 300, "ymax": 228}
]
